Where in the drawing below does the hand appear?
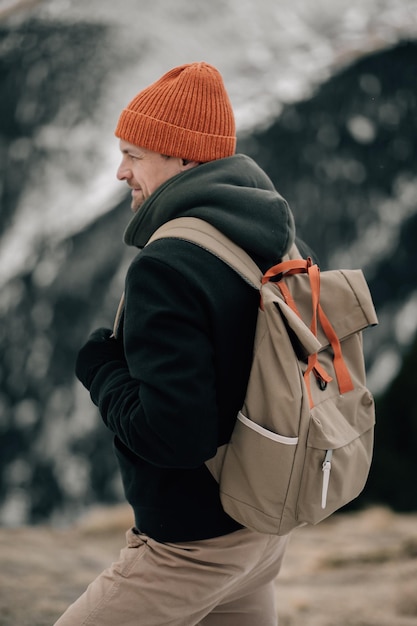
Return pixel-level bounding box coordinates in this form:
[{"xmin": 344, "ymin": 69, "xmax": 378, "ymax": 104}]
[{"xmin": 75, "ymin": 327, "xmax": 126, "ymax": 390}]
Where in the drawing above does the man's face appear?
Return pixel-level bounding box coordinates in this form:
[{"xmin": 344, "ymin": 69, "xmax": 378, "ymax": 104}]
[{"xmin": 117, "ymin": 140, "xmax": 188, "ymax": 213}]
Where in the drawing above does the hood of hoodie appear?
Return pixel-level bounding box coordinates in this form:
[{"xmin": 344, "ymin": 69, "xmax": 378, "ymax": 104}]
[{"xmin": 123, "ymin": 154, "xmax": 295, "ymax": 268}]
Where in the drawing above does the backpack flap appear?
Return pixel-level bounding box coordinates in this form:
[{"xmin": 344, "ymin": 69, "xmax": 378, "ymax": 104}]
[
  {"xmin": 280, "ymin": 268, "xmax": 378, "ymax": 349},
  {"xmin": 321, "ymin": 269, "xmax": 378, "ymax": 341}
]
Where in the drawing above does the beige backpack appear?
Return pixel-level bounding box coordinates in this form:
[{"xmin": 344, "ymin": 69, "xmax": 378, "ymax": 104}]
[{"xmin": 139, "ymin": 217, "xmax": 378, "ymax": 535}]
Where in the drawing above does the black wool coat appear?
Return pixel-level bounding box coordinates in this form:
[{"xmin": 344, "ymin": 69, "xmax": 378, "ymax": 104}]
[{"xmin": 89, "ymin": 154, "xmax": 295, "ymax": 541}]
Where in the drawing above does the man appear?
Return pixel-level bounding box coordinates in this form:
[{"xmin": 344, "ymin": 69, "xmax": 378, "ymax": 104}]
[{"xmin": 55, "ymin": 62, "xmax": 295, "ymax": 626}]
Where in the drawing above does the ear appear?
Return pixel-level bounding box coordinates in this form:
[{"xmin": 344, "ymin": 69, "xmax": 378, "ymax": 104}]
[{"xmin": 181, "ymin": 159, "xmax": 200, "ymax": 171}]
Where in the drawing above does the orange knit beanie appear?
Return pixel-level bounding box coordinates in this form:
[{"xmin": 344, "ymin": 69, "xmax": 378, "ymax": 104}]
[{"xmin": 115, "ymin": 62, "xmax": 236, "ymax": 162}]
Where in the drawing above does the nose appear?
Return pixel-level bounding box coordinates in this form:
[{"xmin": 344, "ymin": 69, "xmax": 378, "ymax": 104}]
[{"xmin": 117, "ymin": 160, "xmax": 131, "ymax": 181}]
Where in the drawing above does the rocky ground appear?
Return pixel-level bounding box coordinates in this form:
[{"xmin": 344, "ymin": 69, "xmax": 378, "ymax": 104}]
[{"xmin": 1, "ymin": 505, "xmax": 416, "ymax": 625}]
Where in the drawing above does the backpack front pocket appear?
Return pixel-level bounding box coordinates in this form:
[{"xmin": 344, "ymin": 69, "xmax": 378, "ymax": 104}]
[{"xmin": 296, "ymin": 386, "xmax": 375, "ymax": 525}]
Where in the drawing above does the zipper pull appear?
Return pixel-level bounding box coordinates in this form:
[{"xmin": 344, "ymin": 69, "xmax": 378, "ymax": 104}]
[{"xmin": 321, "ymin": 449, "xmax": 333, "ymax": 509}]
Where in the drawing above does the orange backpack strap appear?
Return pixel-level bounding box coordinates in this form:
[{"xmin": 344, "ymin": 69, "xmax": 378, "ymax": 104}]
[
  {"xmin": 264, "ymin": 258, "xmax": 353, "ymax": 407},
  {"xmin": 317, "ymin": 304, "xmax": 354, "ymax": 394}
]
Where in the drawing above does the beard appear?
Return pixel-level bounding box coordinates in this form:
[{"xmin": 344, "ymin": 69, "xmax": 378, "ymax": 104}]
[{"xmin": 130, "ymin": 188, "xmax": 144, "ymax": 213}]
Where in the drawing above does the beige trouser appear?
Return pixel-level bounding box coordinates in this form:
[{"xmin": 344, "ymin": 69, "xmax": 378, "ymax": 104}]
[{"xmin": 53, "ymin": 526, "xmax": 289, "ymax": 626}]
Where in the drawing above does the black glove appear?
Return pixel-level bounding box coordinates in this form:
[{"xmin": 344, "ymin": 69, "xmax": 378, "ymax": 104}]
[{"xmin": 75, "ymin": 327, "xmax": 126, "ymax": 390}]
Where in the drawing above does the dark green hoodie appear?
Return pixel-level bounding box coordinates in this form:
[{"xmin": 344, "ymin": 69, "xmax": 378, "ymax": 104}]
[{"xmin": 90, "ymin": 154, "xmax": 295, "ymax": 541}]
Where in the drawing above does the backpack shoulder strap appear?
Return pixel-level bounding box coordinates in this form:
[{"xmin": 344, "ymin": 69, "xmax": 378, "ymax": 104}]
[
  {"xmin": 147, "ymin": 217, "xmax": 263, "ymax": 289},
  {"xmin": 113, "ymin": 217, "xmax": 300, "ymax": 337}
]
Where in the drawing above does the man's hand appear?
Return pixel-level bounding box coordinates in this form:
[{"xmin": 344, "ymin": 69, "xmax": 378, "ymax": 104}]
[{"xmin": 75, "ymin": 328, "xmax": 126, "ymax": 390}]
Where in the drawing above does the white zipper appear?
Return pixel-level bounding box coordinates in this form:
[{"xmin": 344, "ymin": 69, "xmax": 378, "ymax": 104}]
[{"xmin": 321, "ymin": 449, "xmax": 333, "ymax": 509}]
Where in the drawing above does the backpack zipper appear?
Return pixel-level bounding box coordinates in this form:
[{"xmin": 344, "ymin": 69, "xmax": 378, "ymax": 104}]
[{"xmin": 321, "ymin": 449, "xmax": 333, "ymax": 509}]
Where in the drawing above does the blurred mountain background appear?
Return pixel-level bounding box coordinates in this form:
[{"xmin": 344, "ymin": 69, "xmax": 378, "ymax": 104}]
[{"xmin": 0, "ymin": 0, "xmax": 417, "ymax": 527}]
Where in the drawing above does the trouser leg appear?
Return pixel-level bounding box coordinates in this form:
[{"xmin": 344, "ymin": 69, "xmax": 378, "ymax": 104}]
[
  {"xmin": 53, "ymin": 527, "xmax": 289, "ymax": 626},
  {"xmin": 198, "ymin": 580, "xmax": 278, "ymax": 626}
]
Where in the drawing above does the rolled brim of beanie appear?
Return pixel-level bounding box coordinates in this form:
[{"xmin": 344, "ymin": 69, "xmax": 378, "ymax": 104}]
[{"xmin": 115, "ymin": 109, "xmax": 236, "ymax": 162}]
